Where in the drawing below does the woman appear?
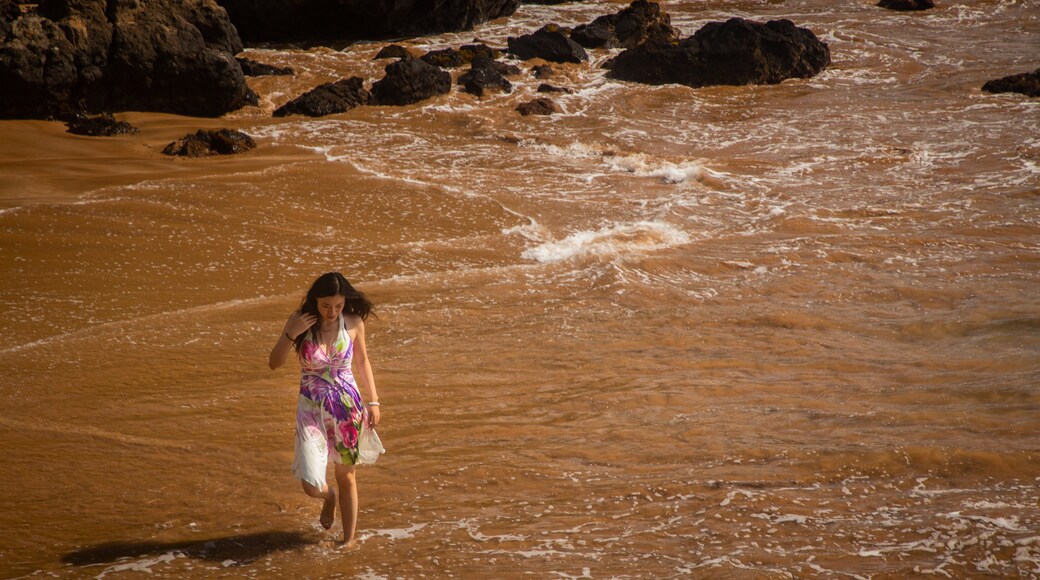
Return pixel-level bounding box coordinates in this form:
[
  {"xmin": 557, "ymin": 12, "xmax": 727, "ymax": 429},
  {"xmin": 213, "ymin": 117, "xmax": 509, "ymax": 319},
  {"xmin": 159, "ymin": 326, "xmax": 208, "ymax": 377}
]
[{"xmin": 268, "ymin": 272, "xmax": 381, "ymax": 547}]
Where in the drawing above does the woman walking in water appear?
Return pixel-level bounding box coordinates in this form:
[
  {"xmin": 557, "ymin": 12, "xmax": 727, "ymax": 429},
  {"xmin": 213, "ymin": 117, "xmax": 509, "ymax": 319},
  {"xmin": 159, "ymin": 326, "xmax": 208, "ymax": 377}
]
[{"xmin": 269, "ymin": 272, "xmax": 381, "ymax": 547}]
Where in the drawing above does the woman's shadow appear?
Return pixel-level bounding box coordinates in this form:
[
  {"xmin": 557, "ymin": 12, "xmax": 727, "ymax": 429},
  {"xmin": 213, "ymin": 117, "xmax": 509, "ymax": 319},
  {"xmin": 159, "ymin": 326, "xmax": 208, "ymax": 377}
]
[{"xmin": 61, "ymin": 530, "xmax": 317, "ymax": 568}]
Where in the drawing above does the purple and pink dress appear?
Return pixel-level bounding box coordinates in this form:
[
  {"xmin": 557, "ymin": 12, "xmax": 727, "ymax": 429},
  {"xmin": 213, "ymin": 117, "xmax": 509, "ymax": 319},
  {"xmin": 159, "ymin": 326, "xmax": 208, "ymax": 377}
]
[{"xmin": 291, "ymin": 315, "xmax": 365, "ymax": 488}]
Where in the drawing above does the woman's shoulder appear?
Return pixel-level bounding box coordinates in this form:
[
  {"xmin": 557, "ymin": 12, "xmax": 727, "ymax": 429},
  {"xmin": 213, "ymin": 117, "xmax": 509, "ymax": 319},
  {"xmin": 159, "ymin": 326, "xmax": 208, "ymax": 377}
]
[{"xmin": 344, "ymin": 314, "xmax": 365, "ymax": 328}]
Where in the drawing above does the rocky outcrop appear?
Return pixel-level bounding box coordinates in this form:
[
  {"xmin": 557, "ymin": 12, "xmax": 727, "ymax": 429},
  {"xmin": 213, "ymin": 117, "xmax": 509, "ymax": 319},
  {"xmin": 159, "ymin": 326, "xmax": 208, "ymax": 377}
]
[
  {"xmin": 507, "ymin": 24, "xmax": 589, "ymax": 63},
  {"xmin": 516, "ymin": 97, "xmax": 559, "ymax": 115},
  {"xmin": 877, "ymin": 0, "xmax": 935, "ymax": 10},
  {"xmin": 237, "ymin": 57, "xmax": 294, "ymax": 76},
  {"xmin": 163, "ymin": 129, "xmax": 256, "ymax": 157},
  {"xmin": 532, "ymin": 64, "xmax": 554, "ymax": 79},
  {"xmin": 273, "ymin": 77, "xmax": 370, "ymax": 117},
  {"xmin": 982, "ymin": 68, "xmax": 1040, "ymax": 98},
  {"xmin": 421, "ymin": 44, "xmax": 499, "ymax": 68},
  {"xmin": 606, "ymin": 18, "xmax": 830, "ymax": 88},
  {"xmin": 370, "ymin": 56, "xmax": 451, "ymax": 106},
  {"xmin": 216, "ymin": 0, "xmax": 521, "ymax": 43},
  {"xmin": 459, "ymin": 56, "xmax": 513, "ymax": 96},
  {"xmin": 65, "ymin": 112, "xmax": 139, "ymax": 136},
  {"xmin": 571, "ymin": 0, "xmax": 677, "ymax": 49},
  {"xmin": 0, "ymin": 0, "xmax": 254, "ymax": 119}
]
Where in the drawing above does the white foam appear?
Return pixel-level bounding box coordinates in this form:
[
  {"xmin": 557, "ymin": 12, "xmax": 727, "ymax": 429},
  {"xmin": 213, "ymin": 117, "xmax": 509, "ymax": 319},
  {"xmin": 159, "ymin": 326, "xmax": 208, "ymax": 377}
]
[
  {"xmin": 362, "ymin": 523, "xmax": 427, "ymax": 541},
  {"xmin": 521, "ymin": 221, "xmax": 690, "ymax": 264}
]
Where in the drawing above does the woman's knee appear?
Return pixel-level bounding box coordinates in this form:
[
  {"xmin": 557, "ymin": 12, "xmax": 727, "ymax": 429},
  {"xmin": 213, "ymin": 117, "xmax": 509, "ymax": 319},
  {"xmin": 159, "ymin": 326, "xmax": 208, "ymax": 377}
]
[{"xmin": 335, "ymin": 465, "xmax": 356, "ymax": 485}]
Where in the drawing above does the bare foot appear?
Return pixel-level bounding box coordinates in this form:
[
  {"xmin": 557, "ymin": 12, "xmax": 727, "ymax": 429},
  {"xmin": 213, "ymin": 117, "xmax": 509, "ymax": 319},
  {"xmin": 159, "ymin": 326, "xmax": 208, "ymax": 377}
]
[
  {"xmin": 337, "ymin": 538, "xmax": 360, "ymax": 551},
  {"xmin": 319, "ymin": 489, "xmax": 337, "ymax": 530}
]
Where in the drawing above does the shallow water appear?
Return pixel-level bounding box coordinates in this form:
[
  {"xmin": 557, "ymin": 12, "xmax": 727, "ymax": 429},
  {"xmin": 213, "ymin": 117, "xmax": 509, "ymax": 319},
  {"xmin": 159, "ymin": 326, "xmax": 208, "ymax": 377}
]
[{"xmin": 1, "ymin": 0, "xmax": 1038, "ymax": 577}]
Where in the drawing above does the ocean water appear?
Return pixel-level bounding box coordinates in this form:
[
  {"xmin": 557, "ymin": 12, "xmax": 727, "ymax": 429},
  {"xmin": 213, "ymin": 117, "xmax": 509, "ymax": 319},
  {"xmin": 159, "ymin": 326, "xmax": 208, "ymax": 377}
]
[{"xmin": 0, "ymin": 0, "xmax": 1038, "ymax": 577}]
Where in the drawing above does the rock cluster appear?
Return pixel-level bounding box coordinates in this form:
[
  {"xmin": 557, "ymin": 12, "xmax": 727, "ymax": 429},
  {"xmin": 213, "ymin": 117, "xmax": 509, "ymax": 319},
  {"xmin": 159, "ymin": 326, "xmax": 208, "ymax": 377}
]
[
  {"xmin": 606, "ymin": 17, "xmax": 830, "ymax": 87},
  {"xmin": 0, "ymin": 0, "xmax": 255, "ymax": 119},
  {"xmin": 65, "ymin": 113, "xmax": 139, "ymax": 136},
  {"xmin": 163, "ymin": 129, "xmax": 256, "ymax": 157},
  {"xmin": 237, "ymin": 57, "xmax": 294, "ymax": 76},
  {"xmin": 459, "ymin": 57, "xmax": 516, "ymax": 96},
  {"xmin": 421, "ymin": 44, "xmax": 500, "ymax": 68},
  {"xmin": 370, "ymin": 57, "xmax": 452, "ymax": 106}
]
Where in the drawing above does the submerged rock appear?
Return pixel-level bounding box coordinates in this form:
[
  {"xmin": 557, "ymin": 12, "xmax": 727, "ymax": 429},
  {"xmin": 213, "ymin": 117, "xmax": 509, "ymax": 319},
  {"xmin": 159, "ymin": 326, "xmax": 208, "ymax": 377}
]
[
  {"xmin": 606, "ymin": 17, "xmax": 830, "ymax": 88},
  {"xmin": 459, "ymin": 56, "xmax": 513, "ymax": 96},
  {"xmin": 981, "ymin": 68, "xmax": 1040, "ymax": 98},
  {"xmin": 273, "ymin": 77, "xmax": 370, "ymax": 117},
  {"xmin": 163, "ymin": 129, "xmax": 257, "ymax": 157},
  {"xmin": 507, "ymin": 24, "xmax": 589, "ymax": 63},
  {"xmin": 216, "ymin": 0, "xmax": 521, "ymax": 42},
  {"xmin": 537, "ymin": 83, "xmax": 573, "ymax": 94},
  {"xmin": 65, "ymin": 112, "xmax": 139, "ymax": 136},
  {"xmin": 0, "ymin": 0, "xmax": 254, "ymax": 119},
  {"xmin": 421, "ymin": 44, "xmax": 499, "ymax": 68},
  {"xmin": 236, "ymin": 57, "xmax": 294, "ymax": 76},
  {"xmin": 516, "ymin": 97, "xmax": 559, "ymax": 115},
  {"xmin": 532, "ymin": 64, "xmax": 554, "ymax": 79},
  {"xmin": 571, "ymin": 0, "xmax": 677, "ymax": 49},
  {"xmin": 370, "ymin": 57, "xmax": 451, "ymax": 106},
  {"xmin": 877, "ymin": 0, "xmax": 935, "ymax": 10},
  {"xmin": 374, "ymin": 44, "xmax": 413, "ymax": 60}
]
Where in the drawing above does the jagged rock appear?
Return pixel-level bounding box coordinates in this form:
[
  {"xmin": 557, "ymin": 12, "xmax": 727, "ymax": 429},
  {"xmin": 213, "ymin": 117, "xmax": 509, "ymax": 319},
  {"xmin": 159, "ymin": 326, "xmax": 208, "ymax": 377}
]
[
  {"xmin": 216, "ymin": 0, "xmax": 521, "ymax": 42},
  {"xmin": 606, "ymin": 18, "xmax": 830, "ymax": 88},
  {"xmin": 421, "ymin": 44, "xmax": 499, "ymax": 68},
  {"xmin": 273, "ymin": 77, "xmax": 370, "ymax": 117},
  {"xmin": 516, "ymin": 97, "xmax": 559, "ymax": 115},
  {"xmin": 572, "ymin": 0, "xmax": 677, "ymax": 49},
  {"xmin": 236, "ymin": 57, "xmax": 294, "ymax": 76},
  {"xmin": 0, "ymin": 0, "xmax": 254, "ymax": 119},
  {"xmin": 522, "ymin": 0, "xmax": 581, "ymax": 3},
  {"xmin": 982, "ymin": 68, "xmax": 1040, "ymax": 98},
  {"xmin": 532, "ymin": 64, "xmax": 554, "ymax": 78},
  {"xmin": 65, "ymin": 112, "xmax": 139, "ymax": 136},
  {"xmin": 370, "ymin": 57, "xmax": 451, "ymax": 106},
  {"xmin": 374, "ymin": 44, "xmax": 413, "ymax": 60},
  {"xmin": 537, "ymin": 83, "xmax": 573, "ymax": 94},
  {"xmin": 163, "ymin": 129, "xmax": 256, "ymax": 157},
  {"xmin": 507, "ymin": 24, "xmax": 589, "ymax": 63},
  {"xmin": 1, "ymin": 0, "xmax": 20, "ymax": 37},
  {"xmin": 877, "ymin": 0, "xmax": 935, "ymax": 10},
  {"xmin": 459, "ymin": 56, "xmax": 513, "ymax": 96}
]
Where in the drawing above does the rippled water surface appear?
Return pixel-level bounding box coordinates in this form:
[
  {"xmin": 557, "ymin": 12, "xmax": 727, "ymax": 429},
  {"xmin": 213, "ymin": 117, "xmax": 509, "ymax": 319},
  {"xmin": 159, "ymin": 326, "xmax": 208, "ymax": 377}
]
[{"xmin": 1, "ymin": 0, "xmax": 1038, "ymax": 577}]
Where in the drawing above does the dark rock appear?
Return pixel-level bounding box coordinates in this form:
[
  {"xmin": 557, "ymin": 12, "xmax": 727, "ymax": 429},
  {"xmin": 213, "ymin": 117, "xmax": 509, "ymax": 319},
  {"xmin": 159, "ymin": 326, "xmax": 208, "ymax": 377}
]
[
  {"xmin": 572, "ymin": 0, "xmax": 677, "ymax": 49},
  {"xmin": 532, "ymin": 64, "xmax": 554, "ymax": 78},
  {"xmin": 522, "ymin": 0, "xmax": 580, "ymax": 4},
  {"xmin": 1, "ymin": 0, "xmax": 19, "ymax": 37},
  {"xmin": 217, "ymin": 0, "xmax": 521, "ymax": 43},
  {"xmin": 236, "ymin": 57, "xmax": 294, "ymax": 76},
  {"xmin": 459, "ymin": 56, "xmax": 512, "ymax": 96},
  {"xmin": 606, "ymin": 18, "xmax": 830, "ymax": 88},
  {"xmin": 516, "ymin": 97, "xmax": 559, "ymax": 115},
  {"xmin": 370, "ymin": 57, "xmax": 451, "ymax": 106},
  {"xmin": 273, "ymin": 77, "xmax": 370, "ymax": 117},
  {"xmin": 537, "ymin": 83, "xmax": 573, "ymax": 94},
  {"xmin": 981, "ymin": 68, "xmax": 1040, "ymax": 98},
  {"xmin": 495, "ymin": 61, "xmax": 522, "ymax": 76},
  {"xmin": 375, "ymin": 44, "xmax": 413, "ymax": 60},
  {"xmin": 507, "ymin": 24, "xmax": 589, "ymax": 63},
  {"xmin": 163, "ymin": 128, "xmax": 256, "ymax": 157},
  {"xmin": 65, "ymin": 112, "xmax": 139, "ymax": 136},
  {"xmin": 421, "ymin": 44, "xmax": 498, "ymax": 68},
  {"xmin": 877, "ymin": 0, "xmax": 935, "ymax": 10},
  {"xmin": 0, "ymin": 0, "xmax": 253, "ymax": 119}
]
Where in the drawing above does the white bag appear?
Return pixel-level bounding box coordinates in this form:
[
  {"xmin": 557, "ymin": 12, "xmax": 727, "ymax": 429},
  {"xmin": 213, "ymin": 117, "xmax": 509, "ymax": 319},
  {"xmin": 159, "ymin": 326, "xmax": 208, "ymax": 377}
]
[{"xmin": 357, "ymin": 423, "xmax": 385, "ymax": 465}]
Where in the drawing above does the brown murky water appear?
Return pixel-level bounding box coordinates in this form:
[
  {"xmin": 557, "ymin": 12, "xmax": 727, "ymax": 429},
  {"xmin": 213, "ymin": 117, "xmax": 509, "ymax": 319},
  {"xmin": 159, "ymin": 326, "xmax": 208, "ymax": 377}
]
[{"xmin": 1, "ymin": 0, "xmax": 1038, "ymax": 577}]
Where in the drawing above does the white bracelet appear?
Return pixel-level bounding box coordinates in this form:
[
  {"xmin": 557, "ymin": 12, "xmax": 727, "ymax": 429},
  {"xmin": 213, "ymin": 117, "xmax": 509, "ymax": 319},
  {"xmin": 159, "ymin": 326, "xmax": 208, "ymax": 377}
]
[{"xmin": 367, "ymin": 402, "xmax": 380, "ymax": 407}]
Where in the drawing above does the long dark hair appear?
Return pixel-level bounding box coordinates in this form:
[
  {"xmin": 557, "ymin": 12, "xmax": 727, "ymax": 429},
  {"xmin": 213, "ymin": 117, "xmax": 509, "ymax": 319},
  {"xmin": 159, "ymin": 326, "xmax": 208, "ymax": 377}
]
[{"xmin": 292, "ymin": 272, "xmax": 374, "ymax": 351}]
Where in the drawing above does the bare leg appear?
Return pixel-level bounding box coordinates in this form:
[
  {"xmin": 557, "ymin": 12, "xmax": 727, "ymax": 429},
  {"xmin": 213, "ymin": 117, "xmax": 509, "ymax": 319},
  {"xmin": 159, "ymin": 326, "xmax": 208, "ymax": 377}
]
[
  {"xmin": 302, "ymin": 480, "xmax": 337, "ymax": 530},
  {"xmin": 334, "ymin": 464, "xmax": 359, "ymax": 545}
]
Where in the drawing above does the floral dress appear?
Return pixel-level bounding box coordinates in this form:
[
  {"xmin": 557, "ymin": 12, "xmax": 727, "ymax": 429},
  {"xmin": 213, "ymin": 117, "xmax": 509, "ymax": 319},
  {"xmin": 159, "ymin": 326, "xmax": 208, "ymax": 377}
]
[{"xmin": 291, "ymin": 315, "xmax": 365, "ymax": 488}]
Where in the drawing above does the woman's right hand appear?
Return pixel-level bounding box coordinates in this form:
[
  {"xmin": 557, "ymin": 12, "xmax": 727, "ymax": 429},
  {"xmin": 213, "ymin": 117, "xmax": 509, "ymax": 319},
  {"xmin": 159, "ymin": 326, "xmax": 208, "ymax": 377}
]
[{"xmin": 283, "ymin": 310, "xmax": 318, "ymax": 340}]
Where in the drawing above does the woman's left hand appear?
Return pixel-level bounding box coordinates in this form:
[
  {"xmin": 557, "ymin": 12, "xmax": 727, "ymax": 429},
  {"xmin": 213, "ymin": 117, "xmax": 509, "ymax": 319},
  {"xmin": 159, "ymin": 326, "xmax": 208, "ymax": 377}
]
[{"xmin": 368, "ymin": 405, "xmax": 380, "ymax": 427}]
